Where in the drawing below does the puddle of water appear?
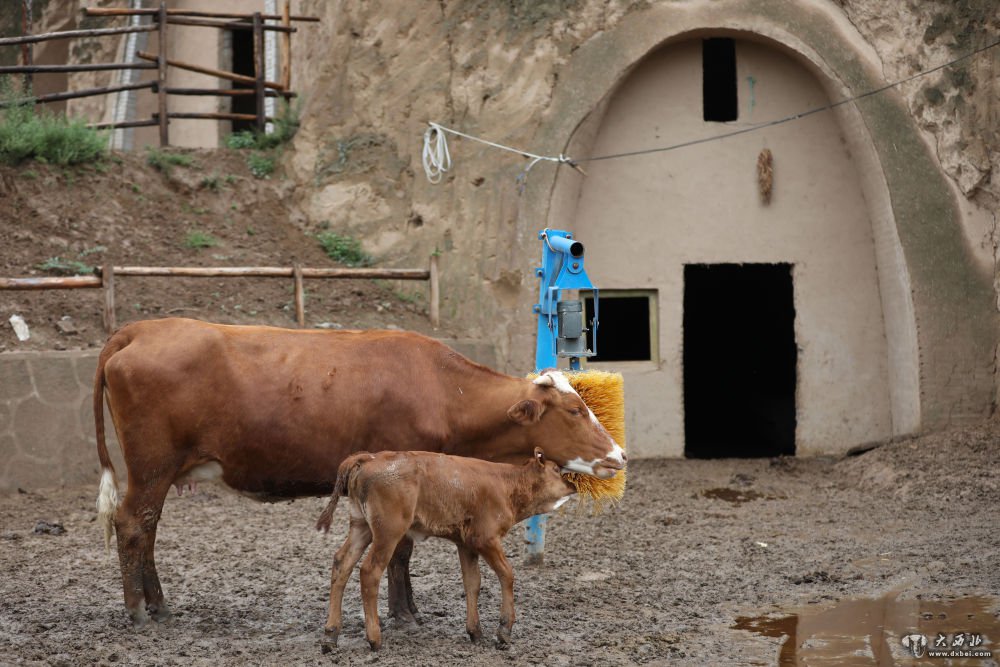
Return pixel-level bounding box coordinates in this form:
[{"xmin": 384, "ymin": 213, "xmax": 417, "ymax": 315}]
[
  {"xmin": 701, "ymin": 487, "xmax": 783, "ymax": 505},
  {"xmin": 734, "ymin": 593, "xmax": 999, "ymax": 665}
]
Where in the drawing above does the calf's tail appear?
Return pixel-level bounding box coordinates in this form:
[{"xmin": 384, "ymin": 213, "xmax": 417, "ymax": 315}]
[
  {"xmin": 315, "ymin": 452, "xmax": 372, "ymax": 533},
  {"xmin": 94, "ymin": 332, "xmax": 127, "ymax": 554}
]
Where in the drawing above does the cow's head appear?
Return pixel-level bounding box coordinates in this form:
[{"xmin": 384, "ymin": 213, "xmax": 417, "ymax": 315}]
[{"xmin": 507, "ymin": 369, "xmax": 626, "ymax": 479}]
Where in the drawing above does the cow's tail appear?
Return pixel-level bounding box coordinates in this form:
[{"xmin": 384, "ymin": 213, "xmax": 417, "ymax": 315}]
[
  {"xmin": 316, "ymin": 453, "xmax": 372, "ymax": 533},
  {"xmin": 94, "ymin": 331, "xmax": 128, "ymax": 555}
]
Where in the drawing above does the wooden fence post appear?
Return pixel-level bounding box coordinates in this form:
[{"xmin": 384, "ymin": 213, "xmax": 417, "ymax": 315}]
[
  {"xmin": 102, "ymin": 265, "xmax": 116, "ymax": 334},
  {"xmin": 293, "ymin": 263, "xmax": 305, "ymax": 327},
  {"xmin": 429, "ymin": 254, "xmax": 440, "ymax": 329},
  {"xmin": 280, "ymin": 0, "xmax": 291, "ymax": 90},
  {"xmin": 20, "ymin": 0, "xmax": 33, "ymax": 92},
  {"xmin": 252, "ymin": 13, "xmax": 266, "ymax": 134},
  {"xmin": 157, "ymin": 2, "xmax": 169, "ymax": 146}
]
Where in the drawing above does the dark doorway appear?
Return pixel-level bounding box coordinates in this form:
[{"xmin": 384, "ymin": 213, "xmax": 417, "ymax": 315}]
[
  {"xmin": 230, "ymin": 28, "xmax": 257, "ymax": 133},
  {"xmin": 683, "ymin": 263, "xmax": 796, "ymax": 458}
]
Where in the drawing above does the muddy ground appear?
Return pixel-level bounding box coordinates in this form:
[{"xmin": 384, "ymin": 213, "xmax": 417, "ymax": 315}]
[{"xmin": 1, "ymin": 418, "xmax": 998, "ymax": 666}]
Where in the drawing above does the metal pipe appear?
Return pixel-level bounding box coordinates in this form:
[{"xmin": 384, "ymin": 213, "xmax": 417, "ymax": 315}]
[{"xmin": 547, "ymin": 234, "xmax": 584, "ymax": 258}]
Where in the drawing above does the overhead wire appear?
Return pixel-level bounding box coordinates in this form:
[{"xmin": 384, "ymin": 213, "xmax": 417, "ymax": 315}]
[{"xmin": 422, "ymin": 36, "xmax": 1000, "ymax": 183}]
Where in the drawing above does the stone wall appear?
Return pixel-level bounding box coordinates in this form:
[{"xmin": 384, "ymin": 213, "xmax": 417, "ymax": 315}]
[
  {"xmin": 0, "ymin": 341, "xmax": 493, "ymax": 495},
  {"xmin": 0, "ymin": 350, "xmax": 122, "ymax": 494}
]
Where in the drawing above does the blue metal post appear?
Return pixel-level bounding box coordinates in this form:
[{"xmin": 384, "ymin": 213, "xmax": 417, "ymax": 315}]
[{"xmin": 525, "ymin": 228, "xmax": 596, "ymax": 565}]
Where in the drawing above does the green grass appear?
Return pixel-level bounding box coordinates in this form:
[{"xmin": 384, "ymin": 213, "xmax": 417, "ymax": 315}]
[
  {"xmin": 224, "ymin": 99, "xmax": 300, "ymax": 178},
  {"xmin": 184, "ymin": 231, "xmax": 218, "ymax": 249},
  {"xmin": 247, "ymin": 151, "xmax": 275, "ymax": 178},
  {"xmin": 35, "ymin": 257, "xmax": 95, "ymax": 276},
  {"xmin": 316, "ymin": 231, "xmax": 373, "ymax": 267},
  {"xmin": 146, "ymin": 147, "xmax": 194, "ymax": 175},
  {"xmin": 0, "ymin": 100, "xmax": 107, "ymax": 166}
]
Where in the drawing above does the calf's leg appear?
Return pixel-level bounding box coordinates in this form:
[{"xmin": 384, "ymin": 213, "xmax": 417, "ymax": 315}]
[
  {"xmin": 359, "ymin": 531, "xmax": 405, "ymax": 651},
  {"xmin": 324, "ymin": 515, "xmax": 373, "ymax": 645},
  {"xmin": 480, "ymin": 538, "xmax": 516, "ymax": 646},
  {"xmin": 457, "ymin": 545, "xmax": 483, "ymax": 643}
]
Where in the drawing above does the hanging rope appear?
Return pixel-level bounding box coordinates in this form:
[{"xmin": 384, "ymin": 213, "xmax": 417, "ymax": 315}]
[
  {"xmin": 422, "ymin": 121, "xmax": 579, "ymax": 185},
  {"xmin": 421, "ymin": 123, "xmax": 452, "ymax": 184}
]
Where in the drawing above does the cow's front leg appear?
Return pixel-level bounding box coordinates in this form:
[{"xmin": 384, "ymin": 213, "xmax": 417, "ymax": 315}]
[{"xmin": 386, "ymin": 535, "xmax": 419, "ymax": 625}]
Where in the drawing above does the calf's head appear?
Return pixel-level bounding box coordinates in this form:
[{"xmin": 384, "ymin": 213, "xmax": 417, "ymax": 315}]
[
  {"xmin": 524, "ymin": 447, "xmax": 577, "ymax": 513},
  {"xmin": 507, "ymin": 369, "xmax": 626, "ymax": 479}
]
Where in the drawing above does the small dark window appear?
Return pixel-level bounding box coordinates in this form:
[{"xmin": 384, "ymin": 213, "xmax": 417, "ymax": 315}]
[
  {"xmin": 703, "ymin": 38, "xmax": 738, "ymax": 122},
  {"xmin": 583, "ymin": 292, "xmax": 655, "ymax": 362}
]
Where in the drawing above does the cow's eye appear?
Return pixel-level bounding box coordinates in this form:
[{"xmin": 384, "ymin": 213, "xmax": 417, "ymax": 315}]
[{"xmin": 569, "ymin": 407, "xmax": 583, "ymax": 416}]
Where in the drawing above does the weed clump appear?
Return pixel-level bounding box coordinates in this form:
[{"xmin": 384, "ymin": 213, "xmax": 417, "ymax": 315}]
[
  {"xmin": 316, "ymin": 232, "xmax": 373, "ymax": 267},
  {"xmin": 0, "ymin": 100, "xmax": 106, "ymax": 166},
  {"xmin": 146, "ymin": 147, "xmax": 194, "ymax": 175},
  {"xmin": 224, "ymin": 99, "xmax": 300, "ymax": 179},
  {"xmin": 184, "ymin": 231, "xmax": 218, "ymax": 249}
]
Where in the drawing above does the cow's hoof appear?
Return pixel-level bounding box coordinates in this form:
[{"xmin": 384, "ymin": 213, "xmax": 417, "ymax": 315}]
[
  {"xmin": 468, "ymin": 627, "xmax": 483, "ymax": 644},
  {"xmin": 322, "ymin": 626, "xmax": 340, "ymax": 647},
  {"xmin": 127, "ymin": 607, "xmax": 151, "ymax": 628},
  {"xmin": 367, "ymin": 637, "xmax": 382, "ymax": 652},
  {"xmin": 148, "ymin": 604, "xmax": 173, "ymax": 623},
  {"xmin": 495, "ymin": 625, "xmax": 511, "ymax": 649},
  {"xmin": 390, "ymin": 608, "xmax": 419, "ymax": 627}
]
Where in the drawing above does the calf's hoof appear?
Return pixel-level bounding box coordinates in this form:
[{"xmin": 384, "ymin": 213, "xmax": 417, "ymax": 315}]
[
  {"xmin": 467, "ymin": 623, "xmax": 483, "ymax": 644},
  {"xmin": 495, "ymin": 625, "xmax": 512, "ymax": 649},
  {"xmin": 367, "ymin": 637, "xmax": 382, "ymax": 652},
  {"xmin": 322, "ymin": 626, "xmax": 340, "ymax": 647}
]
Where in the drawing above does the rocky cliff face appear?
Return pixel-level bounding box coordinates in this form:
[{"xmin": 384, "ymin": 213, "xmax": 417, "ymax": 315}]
[
  {"xmin": 834, "ymin": 0, "xmax": 999, "ymax": 306},
  {"xmin": 285, "ymin": 1, "xmax": 999, "ymax": 368}
]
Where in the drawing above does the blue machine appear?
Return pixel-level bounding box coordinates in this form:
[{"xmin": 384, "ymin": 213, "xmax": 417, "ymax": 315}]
[{"xmin": 525, "ymin": 228, "xmax": 599, "ymax": 564}]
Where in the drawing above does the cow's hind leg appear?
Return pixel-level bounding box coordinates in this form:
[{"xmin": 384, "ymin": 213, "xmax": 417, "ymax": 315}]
[
  {"xmin": 387, "ymin": 536, "xmax": 420, "ymax": 625},
  {"xmin": 324, "ymin": 514, "xmax": 372, "ymax": 646},
  {"xmin": 457, "ymin": 545, "xmax": 483, "ymax": 643},
  {"xmin": 114, "ymin": 476, "xmax": 172, "ymax": 626}
]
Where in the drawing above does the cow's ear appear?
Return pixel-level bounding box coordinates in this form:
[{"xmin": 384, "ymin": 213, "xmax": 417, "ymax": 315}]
[{"xmin": 507, "ymin": 399, "xmax": 543, "ymax": 425}]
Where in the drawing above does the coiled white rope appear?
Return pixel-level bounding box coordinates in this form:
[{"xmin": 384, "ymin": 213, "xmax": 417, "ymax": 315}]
[
  {"xmin": 422, "ymin": 121, "xmax": 578, "ymax": 185},
  {"xmin": 422, "ymin": 123, "xmax": 452, "ymax": 184}
]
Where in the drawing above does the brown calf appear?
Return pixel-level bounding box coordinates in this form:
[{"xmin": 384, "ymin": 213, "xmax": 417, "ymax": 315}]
[{"xmin": 316, "ymin": 448, "xmax": 576, "ymax": 650}]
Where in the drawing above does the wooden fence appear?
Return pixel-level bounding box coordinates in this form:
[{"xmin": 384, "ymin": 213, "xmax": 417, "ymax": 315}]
[
  {"xmin": 0, "ymin": 257, "xmax": 442, "ymax": 332},
  {"xmin": 0, "ymin": 3, "xmax": 318, "ymax": 143}
]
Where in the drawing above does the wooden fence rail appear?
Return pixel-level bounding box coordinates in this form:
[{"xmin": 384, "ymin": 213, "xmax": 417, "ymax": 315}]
[
  {"xmin": 0, "ymin": 257, "xmax": 442, "ymax": 332},
  {"xmin": 2, "ymin": 2, "xmax": 315, "ymax": 141}
]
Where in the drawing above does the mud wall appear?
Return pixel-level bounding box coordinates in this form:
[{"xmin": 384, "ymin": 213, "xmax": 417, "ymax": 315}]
[{"xmin": 0, "ymin": 350, "xmax": 122, "ymax": 494}]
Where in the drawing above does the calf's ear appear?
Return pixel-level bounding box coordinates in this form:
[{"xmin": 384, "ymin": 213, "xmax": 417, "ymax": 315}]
[
  {"xmin": 534, "ymin": 447, "xmax": 546, "ymax": 464},
  {"xmin": 507, "ymin": 399, "xmax": 544, "ymax": 425}
]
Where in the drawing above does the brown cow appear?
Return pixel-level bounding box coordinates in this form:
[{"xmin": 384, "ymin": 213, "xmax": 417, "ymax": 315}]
[
  {"xmin": 315, "ymin": 448, "xmax": 576, "ymax": 650},
  {"xmin": 94, "ymin": 318, "xmax": 625, "ymax": 626}
]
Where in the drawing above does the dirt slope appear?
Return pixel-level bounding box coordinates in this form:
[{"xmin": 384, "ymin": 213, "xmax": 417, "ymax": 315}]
[{"xmin": 0, "ymin": 150, "xmax": 442, "ymax": 351}]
